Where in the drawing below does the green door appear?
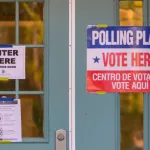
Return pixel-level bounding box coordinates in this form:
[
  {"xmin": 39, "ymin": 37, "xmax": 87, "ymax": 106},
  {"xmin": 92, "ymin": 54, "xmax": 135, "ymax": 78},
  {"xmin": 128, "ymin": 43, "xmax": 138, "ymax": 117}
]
[
  {"xmin": 75, "ymin": 0, "xmax": 149, "ymax": 150},
  {"xmin": 0, "ymin": 0, "xmax": 69, "ymax": 149}
]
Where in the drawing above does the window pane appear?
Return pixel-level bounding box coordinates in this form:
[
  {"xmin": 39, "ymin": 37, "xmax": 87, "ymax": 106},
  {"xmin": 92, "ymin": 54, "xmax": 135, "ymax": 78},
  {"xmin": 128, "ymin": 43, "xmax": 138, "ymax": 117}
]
[
  {"xmin": 0, "ymin": 80, "xmax": 15, "ymax": 91},
  {"xmin": 19, "ymin": 48, "xmax": 44, "ymax": 91},
  {"xmin": 0, "ymin": 94, "xmax": 44, "ymax": 138},
  {"xmin": 120, "ymin": 93, "xmax": 143, "ymax": 150},
  {"xmin": 0, "ymin": 2, "xmax": 15, "ymax": 91},
  {"xmin": 0, "ymin": 2, "xmax": 15, "ymax": 44},
  {"xmin": 120, "ymin": 1, "xmax": 143, "ymax": 26},
  {"xmin": 19, "ymin": 2, "xmax": 44, "ymax": 44},
  {"xmin": 20, "ymin": 95, "xmax": 44, "ymax": 138},
  {"xmin": 119, "ymin": 1, "xmax": 144, "ymax": 150}
]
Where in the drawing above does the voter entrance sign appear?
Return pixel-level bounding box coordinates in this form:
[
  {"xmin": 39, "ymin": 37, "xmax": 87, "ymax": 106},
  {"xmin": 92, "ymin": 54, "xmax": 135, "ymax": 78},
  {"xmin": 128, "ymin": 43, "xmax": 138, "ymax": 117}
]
[
  {"xmin": 0, "ymin": 46, "xmax": 25, "ymax": 79},
  {"xmin": 86, "ymin": 26, "xmax": 150, "ymax": 92}
]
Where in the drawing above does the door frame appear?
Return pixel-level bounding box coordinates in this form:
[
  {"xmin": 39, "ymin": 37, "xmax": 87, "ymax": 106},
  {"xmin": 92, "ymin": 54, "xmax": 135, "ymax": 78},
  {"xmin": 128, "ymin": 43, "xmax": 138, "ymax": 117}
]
[{"xmin": 69, "ymin": 0, "xmax": 75, "ymax": 150}]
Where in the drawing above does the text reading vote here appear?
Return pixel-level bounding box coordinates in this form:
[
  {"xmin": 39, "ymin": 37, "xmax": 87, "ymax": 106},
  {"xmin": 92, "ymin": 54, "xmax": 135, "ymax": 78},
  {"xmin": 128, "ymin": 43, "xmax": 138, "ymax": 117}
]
[
  {"xmin": 0, "ymin": 50, "xmax": 18, "ymax": 64},
  {"xmin": 102, "ymin": 52, "xmax": 150, "ymax": 67}
]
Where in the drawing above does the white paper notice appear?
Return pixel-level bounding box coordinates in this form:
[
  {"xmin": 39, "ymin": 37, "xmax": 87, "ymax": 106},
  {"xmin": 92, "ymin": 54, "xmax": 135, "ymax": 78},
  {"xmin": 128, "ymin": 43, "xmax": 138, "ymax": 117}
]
[
  {"xmin": 0, "ymin": 46, "xmax": 25, "ymax": 79},
  {"xmin": 0, "ymin": 99, "xmax": 22, "ymax": 142}
]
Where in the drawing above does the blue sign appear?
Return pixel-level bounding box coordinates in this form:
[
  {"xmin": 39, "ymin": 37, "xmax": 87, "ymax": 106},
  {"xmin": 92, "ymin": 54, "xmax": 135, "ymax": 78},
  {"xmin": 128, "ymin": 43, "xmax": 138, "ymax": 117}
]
[{"xmin": 87, "ymin": 26, "xmax": 150, "ymax": 48}]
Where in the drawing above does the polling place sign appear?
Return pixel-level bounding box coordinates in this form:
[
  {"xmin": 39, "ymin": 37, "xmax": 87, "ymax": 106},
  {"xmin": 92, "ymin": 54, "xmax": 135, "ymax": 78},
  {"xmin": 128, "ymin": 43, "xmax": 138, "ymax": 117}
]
[
  {"xmin": 0, "ymin": 46, "xmax": 25, "ymax": 79},
  {"xmin": 87, "ymin": 25, "xmax": 150, "ymax": 92}
]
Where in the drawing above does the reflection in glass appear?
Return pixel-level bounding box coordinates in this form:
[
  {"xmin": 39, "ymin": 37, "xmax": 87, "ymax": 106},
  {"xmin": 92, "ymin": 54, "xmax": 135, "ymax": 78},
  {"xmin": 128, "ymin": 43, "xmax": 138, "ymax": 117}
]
[
  {"xmin": 120, "ymin": 1, "xmax": 143, "ymax": 26},
  {"xmin": 19, "ymin": 2, "xmax": 44, "ymax": 44},
  {"xmin": 0, "ymin": 2, "xmax": 15, "ymax": 44},
  {"xmin": 0, "ymin": 80, "xmax": 15, "ymax": 91},
  {"xmin": 19, "ymin": 48, "xmax": 43, "ymax": 91},
  {"xmin": 120, "ymin": 93, "xmax": 143, "ymax": 150},
  {"xmin": 20, "ymin": 95, "xmax": 44, "ymax": 137},
  {"xmin": 0, "ymin": 2, "xmax": 15, "ymax": 91},
  {"xmin": 120, "ymin": 1, "xmax": 144, "ymax": 150}
]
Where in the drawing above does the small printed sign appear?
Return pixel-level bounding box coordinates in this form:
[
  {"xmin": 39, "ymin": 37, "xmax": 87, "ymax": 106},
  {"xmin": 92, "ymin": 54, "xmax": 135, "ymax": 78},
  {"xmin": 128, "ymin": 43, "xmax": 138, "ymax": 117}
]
[
  {"xmin": 0, "ymin": 99, "xmax": 22, "ymax": 142},
  {"xmin": 87, "ymin": 25, "xmax": 150, "ymax": 92},
  {"xmin": 0, "ymin": 46, "xmax": 25, "ymax": 79}
]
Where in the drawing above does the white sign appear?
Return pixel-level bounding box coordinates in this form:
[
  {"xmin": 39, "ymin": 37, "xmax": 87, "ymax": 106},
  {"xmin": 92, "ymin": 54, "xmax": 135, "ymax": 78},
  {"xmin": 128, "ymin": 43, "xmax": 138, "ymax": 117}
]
[
  {"xmin": 0, "ymin": 46, "xmax": 25, "ymax": 79},
  {"xmin": 87, "ymin": 26, "xmax": 150, "ymax": 93},
  {"xmin": 0, "ymin": 99, "xmax": 22, "ymax": 142}
]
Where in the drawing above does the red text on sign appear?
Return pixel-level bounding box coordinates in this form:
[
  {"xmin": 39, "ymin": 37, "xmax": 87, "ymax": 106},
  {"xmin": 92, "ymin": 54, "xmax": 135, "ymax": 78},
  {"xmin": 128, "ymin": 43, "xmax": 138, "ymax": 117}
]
[
  {"xmin": 131, "ymin": 52, "xmax": 150, "ymax": 67},
  {"xmin": 102, "ymin": 52, "xmax": 127, "ymax": 67}
]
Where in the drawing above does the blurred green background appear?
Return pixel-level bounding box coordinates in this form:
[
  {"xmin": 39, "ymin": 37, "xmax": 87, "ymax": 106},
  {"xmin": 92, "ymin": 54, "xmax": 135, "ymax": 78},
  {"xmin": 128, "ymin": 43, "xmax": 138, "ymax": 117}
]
[{"xmin": 120, "ymin": 1, "xmax": 143, "ymax": 150}]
